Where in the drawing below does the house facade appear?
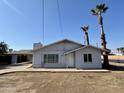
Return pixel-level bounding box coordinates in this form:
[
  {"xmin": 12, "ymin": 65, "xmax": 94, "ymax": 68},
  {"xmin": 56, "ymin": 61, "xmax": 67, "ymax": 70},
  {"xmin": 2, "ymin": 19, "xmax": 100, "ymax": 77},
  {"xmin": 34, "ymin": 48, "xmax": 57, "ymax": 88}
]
[{"xmin": 33, "ymin": 39, "xmax": 103, "ymax": 69}]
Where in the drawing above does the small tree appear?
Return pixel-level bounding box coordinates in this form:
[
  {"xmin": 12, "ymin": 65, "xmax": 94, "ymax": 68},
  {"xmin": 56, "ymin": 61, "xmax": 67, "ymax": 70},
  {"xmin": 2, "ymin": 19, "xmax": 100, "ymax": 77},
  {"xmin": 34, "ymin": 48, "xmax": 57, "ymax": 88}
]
[
  {"xmin": 0, "ymin": 41, "xmax": 8, "ymax": 55},
  {"xmin": 117, "ymin": 48, "xmax": 120, "ymax": 52},
  {"xmin": 81, "ymin": 25, "xmax": 90, "ymax": 46},
  {"xmin": 117, "ymin": 47, "xmax": 124, "ymax": 54}
]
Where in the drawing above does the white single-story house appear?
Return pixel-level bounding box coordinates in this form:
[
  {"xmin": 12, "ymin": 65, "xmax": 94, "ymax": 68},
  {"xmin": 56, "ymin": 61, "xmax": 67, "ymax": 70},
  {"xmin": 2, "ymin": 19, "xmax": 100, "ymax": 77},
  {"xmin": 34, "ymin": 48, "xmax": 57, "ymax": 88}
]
[{"xmin": 33, "ymin": 39, "xmax": 107, "ymax": 69}]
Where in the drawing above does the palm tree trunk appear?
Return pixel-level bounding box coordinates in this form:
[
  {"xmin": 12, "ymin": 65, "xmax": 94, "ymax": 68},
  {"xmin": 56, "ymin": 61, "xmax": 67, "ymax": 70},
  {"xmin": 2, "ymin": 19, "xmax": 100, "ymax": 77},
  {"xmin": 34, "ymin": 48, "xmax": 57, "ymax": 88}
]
[
  {"xmin": 99, "ymin": 15, "xmax": 107, "ymax": 49},
  {"xmin": 85, "ymin": 32, "xmax": 90, "ymax": 46},
  {"xmin": 99, "ymin": 15, "xmax": 109, "ymax": 68}
]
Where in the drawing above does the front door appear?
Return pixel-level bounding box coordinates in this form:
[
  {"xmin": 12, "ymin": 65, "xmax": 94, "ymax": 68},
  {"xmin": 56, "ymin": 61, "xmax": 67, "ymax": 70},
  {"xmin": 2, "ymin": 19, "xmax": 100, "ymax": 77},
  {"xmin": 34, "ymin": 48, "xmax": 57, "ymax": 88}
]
[{"xmin": 67, "ymin": 53, "xmax": 74, "ymax": 68}]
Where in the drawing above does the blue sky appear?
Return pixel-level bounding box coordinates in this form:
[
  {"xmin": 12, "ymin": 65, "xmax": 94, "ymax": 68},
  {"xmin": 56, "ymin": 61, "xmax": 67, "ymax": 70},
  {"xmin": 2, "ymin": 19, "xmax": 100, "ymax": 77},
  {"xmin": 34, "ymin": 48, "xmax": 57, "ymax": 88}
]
[{"xmin": 0, "ymin": 0, "xmax": 123, "ymax": 52}]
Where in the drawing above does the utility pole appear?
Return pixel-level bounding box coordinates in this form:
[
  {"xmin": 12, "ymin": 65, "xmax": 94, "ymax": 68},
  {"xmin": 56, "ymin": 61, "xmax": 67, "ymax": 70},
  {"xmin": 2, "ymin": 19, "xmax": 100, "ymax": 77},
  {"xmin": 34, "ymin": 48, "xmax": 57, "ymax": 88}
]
[{"xmin": 42, "ymin": 0, "xmax": 45, "ymax": 44}]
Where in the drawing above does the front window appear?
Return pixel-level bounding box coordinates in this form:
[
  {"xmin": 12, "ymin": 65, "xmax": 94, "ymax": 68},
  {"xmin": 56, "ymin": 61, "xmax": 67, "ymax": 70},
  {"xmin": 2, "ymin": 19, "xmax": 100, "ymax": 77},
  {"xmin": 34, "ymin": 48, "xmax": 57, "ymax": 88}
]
[
  {"xmin": 44, "ymin": 54, "xmax": 59, "ymax": 63},
  {"xmin": 83, "ymin": 54, "xmax": 92, "ymax": 62}
]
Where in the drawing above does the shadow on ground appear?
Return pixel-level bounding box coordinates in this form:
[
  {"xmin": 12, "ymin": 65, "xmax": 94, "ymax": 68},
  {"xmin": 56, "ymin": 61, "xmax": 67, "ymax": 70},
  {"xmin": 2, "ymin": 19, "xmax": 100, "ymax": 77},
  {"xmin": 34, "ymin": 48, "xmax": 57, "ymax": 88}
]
[
  {"xmin": 108, "ymin": 62, "xmax": 124, "ymax": 71},
  {"xmin": 0, "ymin": 62, "xmax": 31, "ymax": 70},
  {"xmin": 109, "ymin": 65, "xmax": 124, "ymax": 71}
]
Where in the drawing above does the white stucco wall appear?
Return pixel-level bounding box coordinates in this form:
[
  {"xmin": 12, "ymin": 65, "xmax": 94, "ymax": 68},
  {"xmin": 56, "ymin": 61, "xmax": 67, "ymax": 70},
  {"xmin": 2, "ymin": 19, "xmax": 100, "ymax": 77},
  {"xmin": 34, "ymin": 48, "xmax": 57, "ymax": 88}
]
[
  {"xmin": 33, "ymin": 51, "xmax": 42, "ymax": 68},
  {"xmin": 33, "ymin": 41, "xmax": 81, "ymax": 68},
  {"xmin": 75, "ymin": 47, "xmax": 102, "ymax": 69},
  {"xmin": 11, "ymin": 55, "xmax": 17, "ymax": 64},
  {"xmin": 27, "ymin": 55, "xmax": 32, "ymax": 61}
]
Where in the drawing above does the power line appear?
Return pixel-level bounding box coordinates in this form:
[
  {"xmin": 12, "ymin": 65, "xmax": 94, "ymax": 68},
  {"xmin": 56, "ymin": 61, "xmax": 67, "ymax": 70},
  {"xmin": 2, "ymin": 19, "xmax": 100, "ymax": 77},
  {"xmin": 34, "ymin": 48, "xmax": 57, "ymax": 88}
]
[
  {"xmin": 57, "ymin": 0, "xmax": 64, "ymax": 39},
  {"xmin": 42, "ymin": 0, "xmax": 45, "ymax": 44}
]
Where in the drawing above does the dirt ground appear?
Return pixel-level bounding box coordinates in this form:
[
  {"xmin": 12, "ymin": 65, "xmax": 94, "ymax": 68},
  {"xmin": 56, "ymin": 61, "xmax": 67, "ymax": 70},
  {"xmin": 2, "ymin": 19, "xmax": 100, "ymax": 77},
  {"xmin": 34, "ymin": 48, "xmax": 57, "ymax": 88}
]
[
  {"xmin": 0, "ymin": 71, "xmax": 124, "ymax": 93},
  {"xmin": 0, "ymin": 61, "xmax": 124, "ymax": 93}
]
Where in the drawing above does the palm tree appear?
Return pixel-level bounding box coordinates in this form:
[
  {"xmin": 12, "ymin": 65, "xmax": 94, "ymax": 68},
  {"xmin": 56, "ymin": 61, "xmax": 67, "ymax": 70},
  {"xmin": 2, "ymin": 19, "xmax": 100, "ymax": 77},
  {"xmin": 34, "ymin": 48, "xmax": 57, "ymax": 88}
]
[
  {"xmin": 0, "ymin": 41, "xmax": 8, "ymax": 55},
  {"xmin": 91, "ymin": 3, "xmax": 109, "ymax": 68},
  {"xmin": 81, "ymin": 25, "xmax": 90, "ymax": 46}
]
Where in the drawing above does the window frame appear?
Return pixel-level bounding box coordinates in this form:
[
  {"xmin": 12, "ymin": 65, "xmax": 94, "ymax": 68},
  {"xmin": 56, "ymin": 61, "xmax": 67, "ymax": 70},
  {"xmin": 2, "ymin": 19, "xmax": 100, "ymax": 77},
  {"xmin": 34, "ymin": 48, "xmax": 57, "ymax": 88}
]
[
  {"xmin": 83, "ymin": 53, "xmax": 92, "ymax": 63},
  {"xmin": 44, "ymin": 54, "xmax": 59, "ymax": 63}
]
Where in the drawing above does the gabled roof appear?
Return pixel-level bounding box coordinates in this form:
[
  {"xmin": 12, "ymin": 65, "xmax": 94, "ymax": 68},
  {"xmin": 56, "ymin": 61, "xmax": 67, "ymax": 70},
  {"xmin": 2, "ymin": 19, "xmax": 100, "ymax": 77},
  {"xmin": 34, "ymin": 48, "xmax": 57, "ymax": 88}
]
[
  {"xmin": 64, "ymin": 45, "xmax": 110, "ymax": 55},
  {"xmin": 33, "ymin": 39, "xmax": 83, "ymax": 51}
]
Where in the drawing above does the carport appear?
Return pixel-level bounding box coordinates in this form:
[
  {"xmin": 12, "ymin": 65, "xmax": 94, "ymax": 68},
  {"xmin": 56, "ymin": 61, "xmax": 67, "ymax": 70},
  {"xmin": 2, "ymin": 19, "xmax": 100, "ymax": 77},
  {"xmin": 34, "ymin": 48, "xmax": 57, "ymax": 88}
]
[{"xmin": 7, "ymin": 50, "xmax": 32, "ymax": 64}]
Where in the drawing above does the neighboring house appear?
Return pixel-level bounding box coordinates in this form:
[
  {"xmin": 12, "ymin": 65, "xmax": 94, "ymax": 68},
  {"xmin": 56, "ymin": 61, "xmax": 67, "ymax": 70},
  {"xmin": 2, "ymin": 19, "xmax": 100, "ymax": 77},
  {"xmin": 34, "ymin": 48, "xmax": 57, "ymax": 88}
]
[
  {"xmin": 33, "ymin": 39, "xmax": 107, "ymax": 69},
  {"xmin": 115, "ymin": 53, "xmax": 123, "ymax": 56},
  {"xmin": 7, "ymin": 50, "xmax": 32, "ymax": 64}
]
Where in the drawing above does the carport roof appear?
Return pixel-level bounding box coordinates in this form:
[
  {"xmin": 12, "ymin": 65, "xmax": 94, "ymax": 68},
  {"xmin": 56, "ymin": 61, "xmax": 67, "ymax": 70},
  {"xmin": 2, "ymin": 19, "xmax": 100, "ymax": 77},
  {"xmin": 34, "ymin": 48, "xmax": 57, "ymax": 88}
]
[{"xmin": 7, "ymin": 50, "xmax": 32, "ymax": 55}]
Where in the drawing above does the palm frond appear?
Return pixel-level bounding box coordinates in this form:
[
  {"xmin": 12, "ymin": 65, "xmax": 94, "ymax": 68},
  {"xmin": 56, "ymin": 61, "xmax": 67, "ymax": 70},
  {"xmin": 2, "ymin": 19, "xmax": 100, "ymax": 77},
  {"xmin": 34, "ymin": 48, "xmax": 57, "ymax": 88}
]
[
  {"xmin": 93, "ymin": 3, "xmax": 108, "ymax": 15},
  {"xmin": 103, "ymin": 7, "xmax": 108, "ymax": 13},
  {"xmin": 91, "ymin": 9, "xmax": 98, "ymax": 15},
  {"xmin": 81, "ymin": 25, "xmax": 89, "ymax": 32}
]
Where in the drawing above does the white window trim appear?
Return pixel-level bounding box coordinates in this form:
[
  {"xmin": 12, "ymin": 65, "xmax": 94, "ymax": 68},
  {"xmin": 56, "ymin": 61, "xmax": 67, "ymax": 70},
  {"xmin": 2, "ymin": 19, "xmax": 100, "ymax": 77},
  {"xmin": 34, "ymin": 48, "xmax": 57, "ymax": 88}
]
[
  {"xmin": 83, "ymin": 53, "xmax": 92, "ymax": 63},
  {"xmin": 44, "ymin": 54, "xmax": 59, "ymax": 63}
]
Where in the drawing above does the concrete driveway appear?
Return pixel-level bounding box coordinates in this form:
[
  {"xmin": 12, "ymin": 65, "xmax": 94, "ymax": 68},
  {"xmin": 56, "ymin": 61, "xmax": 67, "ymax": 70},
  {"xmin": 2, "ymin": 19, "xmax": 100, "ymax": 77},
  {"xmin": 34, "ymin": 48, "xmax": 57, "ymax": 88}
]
[{"xmin": 0, "ymin": 62, "xmax": 32, "ymax": 74}]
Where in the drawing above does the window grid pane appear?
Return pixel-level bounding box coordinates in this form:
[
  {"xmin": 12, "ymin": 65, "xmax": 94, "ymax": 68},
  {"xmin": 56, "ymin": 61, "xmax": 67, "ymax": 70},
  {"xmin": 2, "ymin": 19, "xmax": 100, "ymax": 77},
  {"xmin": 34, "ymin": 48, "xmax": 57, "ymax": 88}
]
[
  {"xmin": 84, "ymin": 54, "xmax": 87, "ymax": 62},
  {"xmin": 88, "ymin": 54, "xmax": 92, "ymax": 62},
  {"xmin": 44, "ymin": 54, "xmax": 58, "ymax": 63}
]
